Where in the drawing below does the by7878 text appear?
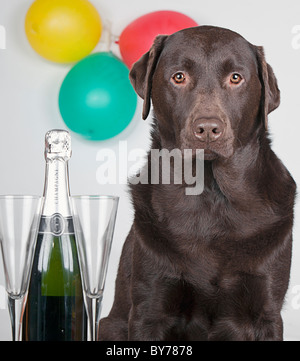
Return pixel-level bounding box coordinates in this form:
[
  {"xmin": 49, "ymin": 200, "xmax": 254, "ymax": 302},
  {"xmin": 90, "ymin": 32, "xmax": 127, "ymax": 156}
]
[{"xmin": 106, "ymin": 345, "xmax": 193, "ymax": 358}]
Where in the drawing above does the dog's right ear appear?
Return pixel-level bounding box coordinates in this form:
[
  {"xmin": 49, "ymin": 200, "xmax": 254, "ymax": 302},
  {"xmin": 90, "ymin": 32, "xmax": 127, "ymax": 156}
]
[
  {"xmin": 129, "ymin": 35, "xmax": 168, "ymax": 120},
  {"xmin": 255, "ymin": 46, "xmax": 280, "ymax": 131}
]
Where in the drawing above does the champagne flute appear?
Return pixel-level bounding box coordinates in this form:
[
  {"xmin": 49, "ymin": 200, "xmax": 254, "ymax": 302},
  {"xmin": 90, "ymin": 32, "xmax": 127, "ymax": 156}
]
[
  {"xmin": 71, "ymin": 195, "xmax": 119, "ymax": 341},
  {"xmin": 0, "ymin": 195, "xmax": 43, "ymax": 341}
]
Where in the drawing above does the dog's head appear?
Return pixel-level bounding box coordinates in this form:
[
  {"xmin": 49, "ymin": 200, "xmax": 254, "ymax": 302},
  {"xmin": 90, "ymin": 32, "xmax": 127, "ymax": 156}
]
[{"xmin": 130, "ymin": 26, "xmax": 280, "ymax": 160}]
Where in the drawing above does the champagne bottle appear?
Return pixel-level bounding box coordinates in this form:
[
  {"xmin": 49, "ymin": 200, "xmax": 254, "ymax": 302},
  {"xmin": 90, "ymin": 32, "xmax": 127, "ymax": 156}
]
[{"xmin": 23, "ymin": 130, "xmax": 86, "ymax": 341}]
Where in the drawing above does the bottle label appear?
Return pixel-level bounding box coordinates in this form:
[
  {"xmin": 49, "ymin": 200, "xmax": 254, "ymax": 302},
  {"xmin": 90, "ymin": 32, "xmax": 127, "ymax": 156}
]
[{"xmin": 40, "ymin": 214, "xmax": 74, "ymax": 236}]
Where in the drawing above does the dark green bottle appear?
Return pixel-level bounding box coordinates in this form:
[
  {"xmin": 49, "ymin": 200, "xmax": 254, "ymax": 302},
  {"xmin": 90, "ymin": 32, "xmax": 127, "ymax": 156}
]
[{"xmin": 23, "ymin": 130, "xmax": 86, "ymax": 341}]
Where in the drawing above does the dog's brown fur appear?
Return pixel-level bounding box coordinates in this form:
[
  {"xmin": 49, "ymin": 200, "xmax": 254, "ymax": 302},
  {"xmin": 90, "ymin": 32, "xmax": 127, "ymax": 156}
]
[{"xmin": 100, "ymin": 26, "xmax": 296, "ymax": 341}]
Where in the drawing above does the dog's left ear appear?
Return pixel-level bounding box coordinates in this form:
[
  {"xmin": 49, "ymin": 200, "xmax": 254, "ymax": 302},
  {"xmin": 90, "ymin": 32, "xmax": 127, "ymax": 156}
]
[
  {"xmin": 255, "ymin": 46, "xmax": 280, "ymax": 130},
  {"xmin": 130, "ymin": 35, "xmax": 168, "ymax": 120}
]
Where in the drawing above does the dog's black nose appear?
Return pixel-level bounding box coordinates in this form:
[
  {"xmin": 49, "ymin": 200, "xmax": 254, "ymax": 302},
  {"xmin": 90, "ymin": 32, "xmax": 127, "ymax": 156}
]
[{"xmin": 193, "ymin": 118, "xmax": 224, "ymax": 142}]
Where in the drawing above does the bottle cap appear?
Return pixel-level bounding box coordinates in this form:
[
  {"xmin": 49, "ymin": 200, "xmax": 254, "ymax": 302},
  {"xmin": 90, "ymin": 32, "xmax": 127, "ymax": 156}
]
[{"xmin": 45, "ymin": 129, "xmax": 72, "ymax": 161}]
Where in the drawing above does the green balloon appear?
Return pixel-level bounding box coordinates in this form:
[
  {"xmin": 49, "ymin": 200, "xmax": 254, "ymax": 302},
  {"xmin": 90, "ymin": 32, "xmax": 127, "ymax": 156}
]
[{"xmin": 59, "ymin": 52, "xmax": 137, "ymax": 140}]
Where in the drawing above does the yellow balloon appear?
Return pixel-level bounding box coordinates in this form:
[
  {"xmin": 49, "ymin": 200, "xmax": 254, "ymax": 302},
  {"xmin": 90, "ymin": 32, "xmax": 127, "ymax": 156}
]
[{"xmin": 25, "ymin": 0, "xmax": 102, "ymax": 63}]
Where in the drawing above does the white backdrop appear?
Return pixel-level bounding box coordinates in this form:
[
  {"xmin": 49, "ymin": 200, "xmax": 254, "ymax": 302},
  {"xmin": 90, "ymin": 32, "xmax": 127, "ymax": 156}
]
[{"xmin": 0, "ymin": 0, "xmax": 300, "ymax": 341}]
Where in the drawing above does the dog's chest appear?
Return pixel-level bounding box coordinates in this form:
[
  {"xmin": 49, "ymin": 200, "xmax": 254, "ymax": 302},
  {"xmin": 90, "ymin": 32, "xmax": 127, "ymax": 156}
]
[
  {"xmin": 155, "ymin": 179, "xmax": 274, "ymax": 246},
  {"xmin": 158, "ymin": 187, "xmax": 233, "ymax": 242}
]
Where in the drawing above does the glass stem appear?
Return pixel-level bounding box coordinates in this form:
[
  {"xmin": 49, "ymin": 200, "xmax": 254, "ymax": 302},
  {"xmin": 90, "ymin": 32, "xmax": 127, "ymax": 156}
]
[
  {"xmin": 84, "ymin": 295, "xmax": 102, "ymax": 341},
  {"xmin": 7, "ymin": 292, "xmax": 27, "ymax": 341}
]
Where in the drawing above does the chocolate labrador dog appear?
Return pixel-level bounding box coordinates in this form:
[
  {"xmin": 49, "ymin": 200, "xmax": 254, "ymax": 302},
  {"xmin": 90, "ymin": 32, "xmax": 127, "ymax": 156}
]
[{"xmin": 100, "ymin": 26, "xmax": 296, "ymax": 341}]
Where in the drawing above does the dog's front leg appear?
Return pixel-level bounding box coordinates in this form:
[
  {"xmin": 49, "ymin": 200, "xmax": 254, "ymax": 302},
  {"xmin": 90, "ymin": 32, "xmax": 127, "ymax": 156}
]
[
  {"xmin": 128, "ymin": 302, "xmax": 178, "ymax": 341},
  {"xmin": 128, "ymin": 276, "xmax": 183, "ymax": 341},
  {"xmin": 208, "ymin": 314, "xmax": 283, "ymax": 341},
  {"xmin": 208, "ymin": 273, "xmax": 284, "ymax": 341},
  {"xmin": 128, "ymin": 248, "xmax": 183, "ymax": 340}
]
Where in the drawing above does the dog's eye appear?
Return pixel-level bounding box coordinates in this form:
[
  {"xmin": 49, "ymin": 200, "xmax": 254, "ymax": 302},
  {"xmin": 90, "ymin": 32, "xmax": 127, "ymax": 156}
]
[
  {"xmin": 230, "ymin": 73, "xmax": 243, "ymax": 85},
  {"xmin": 172, "ymin": 72, "xmax": 186, "ymax": 84}
]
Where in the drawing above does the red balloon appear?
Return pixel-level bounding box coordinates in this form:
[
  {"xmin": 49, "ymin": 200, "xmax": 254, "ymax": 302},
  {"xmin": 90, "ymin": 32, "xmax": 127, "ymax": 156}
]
[{"xmin": 119, "ymin": 10, "xmax": 198, "ymax": 68}]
